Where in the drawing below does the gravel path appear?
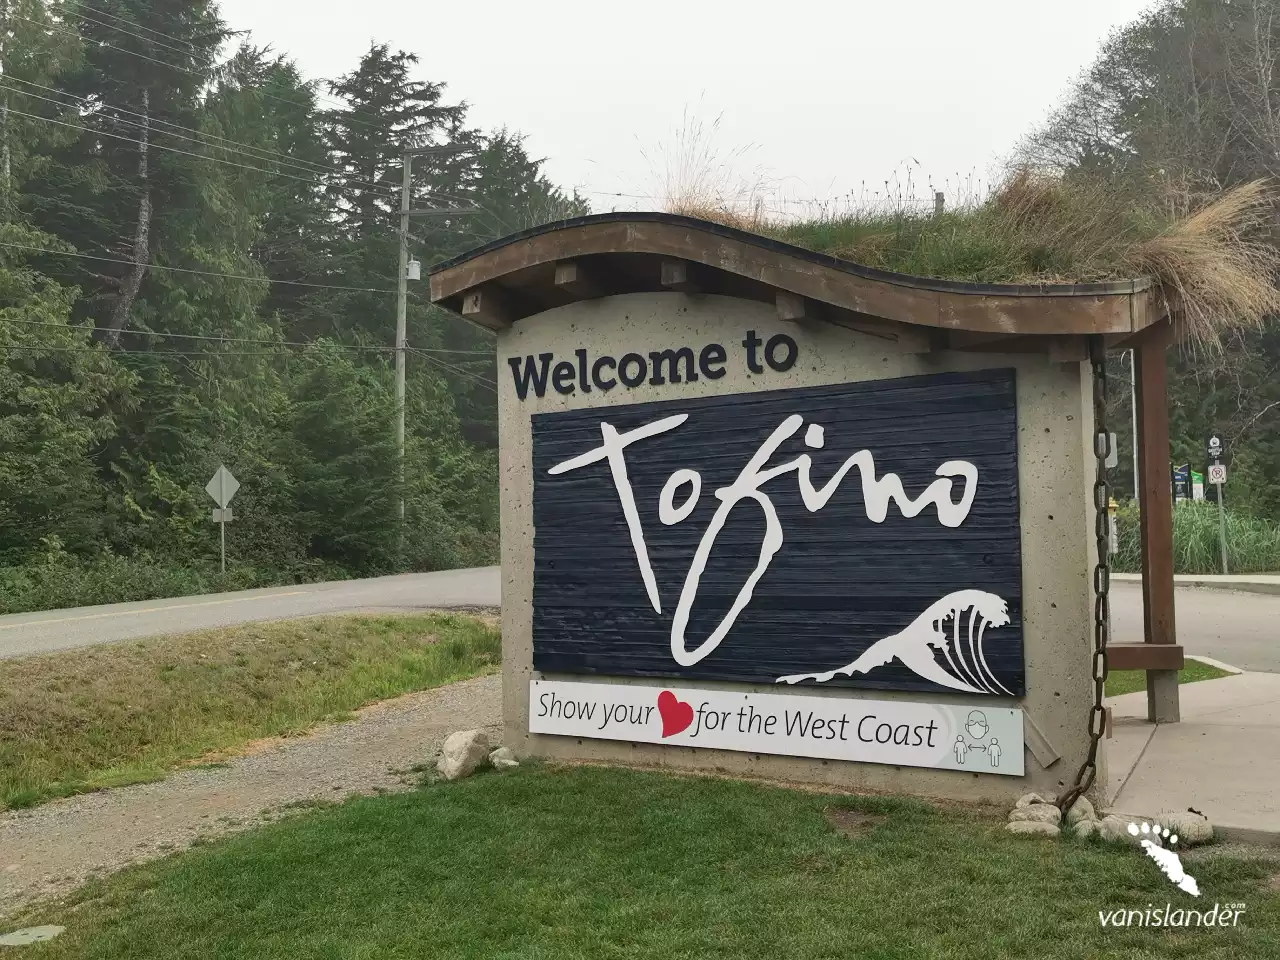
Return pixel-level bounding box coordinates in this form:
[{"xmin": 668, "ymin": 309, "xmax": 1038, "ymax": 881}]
[{"xmin": 0, "ymin": 673, "xmax": 501, "ymax": 919}]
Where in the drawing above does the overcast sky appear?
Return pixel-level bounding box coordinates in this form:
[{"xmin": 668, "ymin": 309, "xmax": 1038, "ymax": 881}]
[{"xmin": 218, "ymin": 0, "xmax": 1155, "ymax": 214}]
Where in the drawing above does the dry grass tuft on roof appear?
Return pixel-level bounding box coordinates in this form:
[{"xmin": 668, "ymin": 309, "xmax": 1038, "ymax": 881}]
[{"xmin": 661, "ymin": 167, "xmax": 1280, "ymax": 349}]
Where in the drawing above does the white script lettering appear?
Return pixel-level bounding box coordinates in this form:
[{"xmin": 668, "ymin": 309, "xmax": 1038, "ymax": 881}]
[{"xmin": 549, "ymin": 414, "xmax": 979, "ymax": 666}]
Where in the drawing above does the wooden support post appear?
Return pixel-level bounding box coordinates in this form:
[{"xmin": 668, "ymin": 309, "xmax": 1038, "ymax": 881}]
[
  {"xmin": 460, "ymin": 284, "xmax": 514, "ymax": 331},
  {"xmin": 775, "ymin": 291, "xmax": 807, "ymax": 322},
  {"xmin": 1133, "ymin": 319, "xmax": 1179, "ymax": 723},
  {"xmin": 660, "ymin": 259, "xmax": 699, "ymax": 293},
  {"xmin": 553, "ymin": 260, "xmax": 602, "ymax": 300}
]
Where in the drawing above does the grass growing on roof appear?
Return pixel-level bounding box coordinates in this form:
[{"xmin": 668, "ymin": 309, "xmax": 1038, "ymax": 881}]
[
  {"xmin": 669, "ymin": 167, "xmax": 1280, "ymax": 350},
  {"xmin": 0, "ymin": 612, "xmax": 500, "ymax": 810},
  {"xmin": 10, "ymin": 765, "xmax": 1278, "ymax": 958}
]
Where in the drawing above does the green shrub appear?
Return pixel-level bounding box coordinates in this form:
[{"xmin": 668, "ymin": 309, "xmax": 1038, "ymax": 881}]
[{"xmin": 1112, "ymin": 499, "xmax": 1280, "ymax": 574}]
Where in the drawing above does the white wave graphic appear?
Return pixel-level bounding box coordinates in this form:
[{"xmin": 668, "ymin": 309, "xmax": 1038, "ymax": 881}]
[{"xmin": 777, "ymin": 589, "xmax": 1014, "ymax": 694}]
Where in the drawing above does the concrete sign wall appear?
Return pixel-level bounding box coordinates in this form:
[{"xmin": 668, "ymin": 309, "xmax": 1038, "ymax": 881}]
[{"xmin": 499, "ymin": 292, "xmax": 1097, "ymax": 804}]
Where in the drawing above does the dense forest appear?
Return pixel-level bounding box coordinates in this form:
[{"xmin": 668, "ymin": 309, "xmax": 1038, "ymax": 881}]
[
  {"xmin": 0, "ymin": 1, "xmax": 586, "ymax": 611},
  {"xmin": 1022, "ymin": 0, "xmax": 1280, "ymax": 521},
  {"xmin": 4, "ymin": 0, "xmax": 1280, "ymax": 612}
]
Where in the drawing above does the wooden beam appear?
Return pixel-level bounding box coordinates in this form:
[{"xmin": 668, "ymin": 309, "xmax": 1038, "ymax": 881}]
[
  {"xmin": 775, "ymin": 291, "xmax": 807, "ymax": 322},
  {"xmin": 947, "ymin": 332, "xmax": 1022, "ymax": 351},
  {"xmin": 1105, "ymin": 643, "xmax": 1185, "ymax": 671},
  {"xmin": 660, "ymin": 259, "xmax": 699, "ymax": 293},
  {"xmin": 1133, "ymin": 318, "xmax": 1179, "ymax": 722},
  {"xmin": 1048, "ymin": 336, "xmax": 1090, "ymax": 364},
  {"xmin": 553, "ymin": 260, "xmax": 603, "ymax": 300},
  {"xmin": 460, "ymin": 284, "xmax": 514, "ymax": 330},
  {"xmin": 430, "ymin": 218, "xmax": 1160, "ymax": 336}
]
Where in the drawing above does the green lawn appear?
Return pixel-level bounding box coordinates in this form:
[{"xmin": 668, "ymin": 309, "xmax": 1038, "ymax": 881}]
[
  {"xmin": 9, "ymin": 766, "xmax": 1278, "ymax": 959},
  {"xmin": 1106, "ymin": 658, "xmax": 1232, "ymax": 698},
  {"xmin": 0, "ymin": 612, "xmax": 499, "ymax": 810}
]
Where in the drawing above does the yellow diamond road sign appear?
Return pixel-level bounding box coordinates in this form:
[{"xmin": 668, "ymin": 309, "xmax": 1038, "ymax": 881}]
[{"xmin": 205, "ymin": 465, "xmax": 240, "ymax": 508}]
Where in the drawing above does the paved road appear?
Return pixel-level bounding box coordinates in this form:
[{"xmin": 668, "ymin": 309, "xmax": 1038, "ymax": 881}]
[
  {"xmin": 2, "ymin": 568, "xmax": 1276, "ymax": 672},
  {"xmin": 0, "ymin": 567, "xmax": 500, "ymax": 659},
  {"xmin": 1111, "ymin": 582, "xmax": 1278, "ymax": 673}
]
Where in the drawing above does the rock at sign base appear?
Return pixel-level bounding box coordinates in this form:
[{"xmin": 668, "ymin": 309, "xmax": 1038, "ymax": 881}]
[
  {"xmin": 1099, "ymin": 814, "xmax": 1161, "ymax": 847},
  {"xmin": 1006, "ymin": 821, "xmax": 1060, "ymax": 838},
  {"xmin": 1014, "ymin": 792, "xmax": 1048, "ymax": 809},
  {"xmin": 1008, "ymin": 804, "xmax": 1062, "ymax": 826},
  {"xmin": 437, "ymin": 730, "xmax": 490, "ymax": 781},
  {"xmin": 489, "ymin": 746, "xmax": 519, "ymax": 770},
  {"xmin": 1065, "ymin": 796, "xmax": 1096, "ymax": 826},
  {"xmin": 0, "ymin": 926, "xmax": 66, "ymax": 946},
  {"xmin": 1073, "ymin": 819, "xmax": 1100, "ymax": 839},
  {"xmin": 1155, "ymin": 809, "xmax": 1214, "ymax": 846}
]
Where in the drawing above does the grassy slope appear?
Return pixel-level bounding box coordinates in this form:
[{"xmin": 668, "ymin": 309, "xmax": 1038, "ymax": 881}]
[
  {"xmin": 0, "ymin": 613, "xmax": 500, "ymax": 810},
  {"xmin": 1106, "ymin": 658, "xmax": 1232, "ymax": 698},
  {"xmin": 13, "ymin": 766, "xmax": 1279, "ymax": 959}
]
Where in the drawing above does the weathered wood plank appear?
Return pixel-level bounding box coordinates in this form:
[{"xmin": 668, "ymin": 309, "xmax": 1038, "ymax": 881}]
[
  {"xmin": 660, "ymin": 259, "xmax": 699, "ymax": 293},
  {"xmin": 429, "ymin": 219, "xmax": 1158, "ymax": 336},
  {"xmin": 553, "ymin": 260, "xmax": 603, "ymax": 300}
]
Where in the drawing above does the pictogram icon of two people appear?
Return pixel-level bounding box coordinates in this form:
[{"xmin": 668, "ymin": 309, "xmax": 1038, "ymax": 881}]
[{"xmin": 954, "ymin": 710, "xmax": 1001, "ymax": 767}]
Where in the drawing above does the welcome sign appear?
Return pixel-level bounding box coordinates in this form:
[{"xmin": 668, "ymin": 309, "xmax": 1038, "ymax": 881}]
[
  {"xmin": 531, "ymin": 368, "xmax": 1024, "ymax": 696},
  {"xmin": 530, "ymin": 680, "xmax": 1026, "ymax": 776}
]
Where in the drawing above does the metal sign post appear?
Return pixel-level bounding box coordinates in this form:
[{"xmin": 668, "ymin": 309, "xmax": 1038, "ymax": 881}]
[
  {"xmin": 1208, "ymin": 460, "xmax": 1228, "ymax": 575},
  {"xmin": 205, "ymin": 465, "xmax": 240, "ymax": 574}
]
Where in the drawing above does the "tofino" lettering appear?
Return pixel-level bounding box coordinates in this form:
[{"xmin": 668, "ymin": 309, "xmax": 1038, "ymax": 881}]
[{"xmin": 548, "ymin": 413, "xmax": 979, "ymax": 667}]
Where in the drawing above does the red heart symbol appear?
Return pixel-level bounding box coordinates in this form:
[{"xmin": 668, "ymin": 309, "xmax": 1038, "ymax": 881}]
[{"xmin": 657, "ymin": 691, "xmax": 694, "ymax": 738}]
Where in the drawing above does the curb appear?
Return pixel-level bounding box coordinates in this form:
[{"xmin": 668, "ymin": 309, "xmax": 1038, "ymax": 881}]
[
  {"xmin": 1112, "ymin": 574, "xmax": 1280, "ymax": 597},
  {"xmin": 1215, "ymin": 823, "xmax": 1280, "ymax": 848},
  {"xmin": 1103, "ymin": 813, "xmax": 1280, "ymax": 847}
]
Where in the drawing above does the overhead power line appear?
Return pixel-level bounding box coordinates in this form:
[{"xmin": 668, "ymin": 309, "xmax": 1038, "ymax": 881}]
[
  {"xmin": 64, "ymin": 6, "xmax": 202, "ymax": 61},
  {"xmin": 71, "ymin": 2, "xmax": 203, "ymax": 52},
  {"xmin": 0, "ymin": 315, "xmax": 492, "ymax": 354},
  {"xmin": 407, "ymin": 347, "xmax": 497, "ymax": 392},
  {"xmin": 1, "ymin": 338, "xmax": 499, "ymax": 393},
  {"xmin": 9, "ymin": 106, "xmax": 384, "ymax": 192},
  {"xmin": 11, "ymin": 96, "xmax": 477, "ymax": 208},
  {"xmin": 0, "ymin": 78, "xmax": 396, "ymax": 195},
  {"xmin": 18, "ymin": 10, "xmax": 396, "ymax": 136},
  {"xmin": 0, "ymin": 239, "xmax": 395, "ymax": 293}
]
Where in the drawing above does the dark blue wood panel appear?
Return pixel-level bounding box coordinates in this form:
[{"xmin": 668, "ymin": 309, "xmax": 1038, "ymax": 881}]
[{"xmin": 531, "ymin": 369, "xmax": 1025, "ymax": 696}]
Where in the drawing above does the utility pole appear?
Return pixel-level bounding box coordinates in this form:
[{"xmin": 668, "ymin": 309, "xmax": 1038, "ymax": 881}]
[
  {"xmin": 396, "ymin": 154, "xmax": 412, "ymax": 526},
  {"xmin": 394, "ymin": 146, "xmax": 480, "ymax": 533}
]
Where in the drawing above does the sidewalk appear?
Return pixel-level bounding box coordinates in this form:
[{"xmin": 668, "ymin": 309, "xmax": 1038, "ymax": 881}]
[
  {"xmin": 1113, "ymin": 572, "xmax": 1280, "ymax": 596},
  {"xmin": 1106, "ymin": 671, "xmax": 1280, "ymax": 843}
]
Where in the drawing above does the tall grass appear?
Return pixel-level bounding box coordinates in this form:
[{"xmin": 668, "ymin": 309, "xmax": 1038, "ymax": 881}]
[
  {"xmin": 1112, "ymin": 500, "xmax": 1280, "ymax": 574},
  {"xmin": 643, "ymin": 113, "xmax": 1280, "ymax": 349},
  {"xmin": 0, "ymin": 613, "xmax": 501, "ymax": 810}
]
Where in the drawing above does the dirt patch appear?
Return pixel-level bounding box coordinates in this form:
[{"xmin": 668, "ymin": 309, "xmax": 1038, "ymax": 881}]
[
  {"xmin": 0, "ymin": 673, "xmax": 502, "ymax": 920},
  {"xmin": 824, "ymin": 807, "xmax": 888, "ymax": 839}
]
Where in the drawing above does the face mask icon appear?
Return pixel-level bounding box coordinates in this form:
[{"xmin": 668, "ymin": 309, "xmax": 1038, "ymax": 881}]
[{"xmin": 965, "ymin": 711, "xmax": 988, "ymax": 741}]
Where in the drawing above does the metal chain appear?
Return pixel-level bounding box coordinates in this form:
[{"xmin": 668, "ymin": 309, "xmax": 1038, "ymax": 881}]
[{"xmin": 1058, "ymin": 336, "xmax": 1111, "ymax": 815}]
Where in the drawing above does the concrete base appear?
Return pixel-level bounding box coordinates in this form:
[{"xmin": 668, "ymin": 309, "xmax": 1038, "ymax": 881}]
[
  {"xmin": 1108, "ymin": 671, "xmax": 1280, "ymax": 840},
  {"xmin": 1146, "ymin": 669, "xmax": 1181, "ymax": 723}
]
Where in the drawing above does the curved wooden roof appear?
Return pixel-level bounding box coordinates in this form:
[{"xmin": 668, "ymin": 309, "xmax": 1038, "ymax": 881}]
[{"xmin": 428, "ymin": 213, "xmax": 1161, "ymax": 350}]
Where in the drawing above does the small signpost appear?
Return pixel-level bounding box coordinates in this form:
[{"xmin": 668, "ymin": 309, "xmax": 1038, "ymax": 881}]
[
  {"xmin": 1207, "ymin": 435, "xmax": 1228, "ymax": 575},
  {"xmin": 205, "ymin": 465, "xmax": 239, "ymax": 574}
]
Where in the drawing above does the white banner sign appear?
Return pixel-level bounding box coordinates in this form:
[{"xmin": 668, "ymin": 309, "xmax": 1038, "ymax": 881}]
[{"xmin": 529, "ymin": 680, "xmax": 1024, "ymax": 776}]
